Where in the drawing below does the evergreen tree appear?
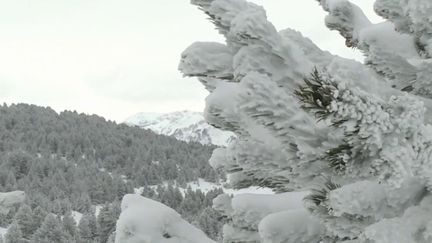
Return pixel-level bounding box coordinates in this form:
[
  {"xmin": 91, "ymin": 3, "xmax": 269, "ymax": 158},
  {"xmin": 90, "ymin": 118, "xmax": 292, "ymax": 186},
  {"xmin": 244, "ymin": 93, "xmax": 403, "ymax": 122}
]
[
  {"xmin": 4, "ymin": 151, "xmax": 33, "ymax": 180},
  {"xmin": 4, "ymin": 172, "xmax": 16, "ymax": 191},
  {"xmin": 4, "ymin": 223, "xmax": 24, "ymax": 243},
  {"xmin": 31, "ymin": 206, "xmax": 47, "ymax": 229},
  {"xmin": 31, "ymin": 214, "xmax": 69, "ymax": 243},
  {"xmin": 160, "ymin": 184, "xmax": 183, "ymax": 210},
  {"xmin": 97, "ymin": 203, "xmax": 119, "ymax": 243},
  {"xmin": 62, "ymin": 211, "xmax": 78, "ymax": 241},
  {"xmin": 0, "ymin": 73, "xmax": 220, "ymax": 240},
  {"xmin": 74, "ymin": 194, "xmax": 92, "ymax": 213},
  {"xmin": 178, "ymin": 0, "xmax": 432, "ymax": 242},
  {"xmin": 77, "ymin": 216, "xmax": 92, "ymax": 243},
  {"xmin": 196, "ymin": 207, "xmax": 224, "ymax": 241},
  {"xmin": 78, "ymin": 210, "xmax": 97, "ymax": 243},
  {"xmin": 12, "ymin": 204, "xmax": 35, "ymax": 240},
  {"xmin": 140, "ymin": 186, "xmax": 156, "ymax": 199},
  {"xmin": 0, "ymin": 102, "xmax": 215, "ymax": 226}
]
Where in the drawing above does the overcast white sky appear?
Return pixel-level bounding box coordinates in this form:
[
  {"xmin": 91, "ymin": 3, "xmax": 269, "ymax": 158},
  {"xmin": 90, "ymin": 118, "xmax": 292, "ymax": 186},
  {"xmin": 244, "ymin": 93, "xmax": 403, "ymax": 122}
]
[{"xmin": 0, "ymin": 0, "xmax": 381, "ymax": 122}]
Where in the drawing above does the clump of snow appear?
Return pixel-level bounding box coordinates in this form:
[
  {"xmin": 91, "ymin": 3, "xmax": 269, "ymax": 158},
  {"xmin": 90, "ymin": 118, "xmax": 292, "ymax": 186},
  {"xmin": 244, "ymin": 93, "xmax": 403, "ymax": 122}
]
[
  {"xmin": 328, "ymin": 178, "xmax": 425, "ymax": 220},
  {"xmin": 0, "ymin": 226, "xmax": 8, "ymax": 238},
  {"xmin": 222, "ymin": 224, "xmax": 260, "ymax": 243},
  {"xmin": 72, "ymin": 211, "xmax": 83, "ymax": 224},
  {"xmin": 213, "ymin": 194, "xmax": 233, "ymax": 215},
  {"xmin": 362, "ymin": 195, "xmax": 432, "ymax": 243},
  {"xmin": 229, "ymin": 191, "xmax": 308, "ymax": 230},
  {"xmin": 115, "ymin": 194, "xmax": 216, "ymax": 243},
  {"xmin": 179, "ymin": 42, "xmax": 233, "ymax": 80},
  {"xmin": 213, "ymin": 191, "xmax": 311, "ymax": 242},
  {"xmin": 259, "ymin": 209, "xmax": 324, "ymax": 243}
]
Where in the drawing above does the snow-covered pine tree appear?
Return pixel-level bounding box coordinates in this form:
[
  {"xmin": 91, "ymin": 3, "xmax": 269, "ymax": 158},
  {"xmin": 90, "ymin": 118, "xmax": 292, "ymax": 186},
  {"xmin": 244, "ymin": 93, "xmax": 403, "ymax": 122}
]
[
  {"xmin": 31, "ymin": 206, "xmax": 47, "ymax": 229},
  {"xmin": 97, "ymin": 203, "xmax": 120, "ymax": 243},
  {"xmin": 178, "ymin": 0, "xmax": 432, "ymax": 242},
  {"xmin": 78, "ymin": 209, "xmax": 98, "ymax": 243},
  {"xmin": 31, "ymin": 214, "xmax": 69, "ymax": 243},
  {"xmin": 196, "ymin": 207, "xmax": 225, "ymax": 241},
  {"xmin": 12, "ymin": 204, "xmax": 35, "ymax": 240},
  {"xmin": 62, "ymin": 211, "xmax": 78, "ymax": 241}
]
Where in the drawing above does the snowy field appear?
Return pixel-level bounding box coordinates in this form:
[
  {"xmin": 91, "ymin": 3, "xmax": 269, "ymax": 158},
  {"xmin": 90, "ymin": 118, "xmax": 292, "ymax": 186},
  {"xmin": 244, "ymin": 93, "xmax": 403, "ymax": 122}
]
[
  {"xmin": 134, "ymin": 178, "xmax": 274, "ymax": 196},
  {"xmin": 0, "ymin": 227, "xmax": 7, "ymax": 238}
]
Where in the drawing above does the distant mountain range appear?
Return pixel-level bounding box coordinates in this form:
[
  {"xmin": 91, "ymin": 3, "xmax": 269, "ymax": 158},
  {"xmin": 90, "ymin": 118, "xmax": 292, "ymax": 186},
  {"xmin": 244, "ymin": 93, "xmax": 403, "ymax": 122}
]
[{"xmin": 124, "ymin": 111, "xmax": 235, "ymax": 146}]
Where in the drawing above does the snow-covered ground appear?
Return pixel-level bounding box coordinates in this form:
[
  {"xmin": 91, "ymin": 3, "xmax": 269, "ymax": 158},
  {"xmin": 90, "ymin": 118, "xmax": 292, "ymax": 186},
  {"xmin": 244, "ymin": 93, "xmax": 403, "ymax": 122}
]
[
  {"xmin": 124, "ymin": 111, "xmax": 236, "ymax": 146},
  {"xmin": 72, "ymin": 204, "xmax": 103, "ymax": 225},
  {"xmin": 0, "ymin": 227, "xmax": 7, "ymax": 238},
  {"xmin": 0, "ymin": 191, "xmax": 25, "ymax": 215},
  {"xmin": 187, "ymin": 179, "xmax": 273, "ymax": 195},
  {"xmin": 134, "ymin": 178, "xmax": 274, "ymax": 196},
  {"xmin": 72, "ymin": 211, "xmax": 83, "ymax": 224}
]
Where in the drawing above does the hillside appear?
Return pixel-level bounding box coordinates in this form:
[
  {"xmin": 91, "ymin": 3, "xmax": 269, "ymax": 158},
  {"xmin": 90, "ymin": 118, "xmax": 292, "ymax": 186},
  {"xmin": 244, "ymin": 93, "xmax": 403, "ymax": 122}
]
[
  {"xmin": 0, "ymin": 103, "xmax": 224, "ymax": 242},
  {"xmin": 124, "ymin": 111, "xmax": 235, "ymax": 146}
]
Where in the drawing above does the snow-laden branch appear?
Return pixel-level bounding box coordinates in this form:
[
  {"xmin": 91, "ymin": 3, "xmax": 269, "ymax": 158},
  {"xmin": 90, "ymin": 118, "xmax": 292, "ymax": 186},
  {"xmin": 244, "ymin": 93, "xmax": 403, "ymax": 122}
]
[
  {"xmin": 176, "ymin": 0, "xmax": 432, "ymax": 241},
  {"xmin": 115, "ymin": 194, "xmax": 216, "ymax": 243}
]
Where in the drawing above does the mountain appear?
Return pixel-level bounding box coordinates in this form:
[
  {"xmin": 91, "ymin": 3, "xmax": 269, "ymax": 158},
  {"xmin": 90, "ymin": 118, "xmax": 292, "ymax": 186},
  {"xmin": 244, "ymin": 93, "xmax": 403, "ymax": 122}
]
[
  {"xmin": 124, "ymin": 111, "xmax": 235, "ymax": 146},
  {"xmin": 0, "ymin": 103, "xmax": 217, "ymax": 213},
  {"xmin": 0, "ymin": 103, "xmax": 224, "ymax": 241}
]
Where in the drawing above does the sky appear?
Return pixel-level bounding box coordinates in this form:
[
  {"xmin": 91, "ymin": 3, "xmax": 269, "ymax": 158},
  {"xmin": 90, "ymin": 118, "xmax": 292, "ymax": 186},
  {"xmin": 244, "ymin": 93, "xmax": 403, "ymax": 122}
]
[{"xmin": 0, "ymin": 0, "xmax": 382, "ymax": 122}]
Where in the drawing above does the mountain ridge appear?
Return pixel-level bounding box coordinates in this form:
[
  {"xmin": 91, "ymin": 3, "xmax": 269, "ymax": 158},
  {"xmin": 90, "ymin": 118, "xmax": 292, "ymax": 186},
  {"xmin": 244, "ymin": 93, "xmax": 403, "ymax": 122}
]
[{"xmin": 124, "ymin": 111, "xmax": 235, "ymax": 146}]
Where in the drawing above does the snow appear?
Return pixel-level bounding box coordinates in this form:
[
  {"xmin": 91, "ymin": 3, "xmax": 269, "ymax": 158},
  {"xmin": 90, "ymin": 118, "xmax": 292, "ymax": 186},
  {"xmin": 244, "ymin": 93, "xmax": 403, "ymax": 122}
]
[
  {"xmin": 134, "ymin": 178, "xmax": 274, "ymax": 196},
  {"xmin": 259, "ymin": 209, "xmax": 324, "ymax": 243},
  {"xmin": 0, "ymin": 227, "xmax": 7, "ymax": 238},
  {"xmin": 362, "ymin": 195, "xmax": 432, "ymax": 243},
  {"xmin": 222, "ymin": 224, "xmax": 260, "ymax": 243},
  {"xmin": 72, "ymin": 211, "xmax": 83, "ymax": 224},
  {"xmin": 229, "ymin": 191, "xmax": 308, "ymax": 229},
  {"xmin": 359, "ymin": 21, "xmax": 417, "ymax": 59},
  {"xmin": 188, "ymin": 178, "xmax": 273, "ymax": 195},
  {"xmin": 0, "ymin": 191, "xmax": 25, "ymax": 215},
  {"xmin": 95, "ymin": 205, "xmax": 103, "ymax": 217},
  {"xmin": 71, "ymin": 205, "xmax": 103, "ymax": 225},
  {"xmin": 328, "ymin": 178, "xmax": 425, "ymax": 220},
  {"xmin": 175, "ymin": 0, "xmax": 432, "ymax": 241},
  {"xmin": 124, "ymin": 111, "xmax": 235, "ymax": 146},
  {"xmin": 115, "ymin": 194, "xmax": 216, "ymax": 243},
  {"xmin": 179, "ymin": 42, "xmax": 233, "ymax": 80},
  {"xmin": 213, "ymin": 191, "xmax": 313, "ymax": 242}
]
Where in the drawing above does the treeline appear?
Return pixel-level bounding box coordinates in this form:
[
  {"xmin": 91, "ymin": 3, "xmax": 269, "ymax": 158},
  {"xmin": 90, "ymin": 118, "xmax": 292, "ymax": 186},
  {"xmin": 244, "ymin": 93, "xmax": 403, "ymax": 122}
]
[
  {"xmin": 3, "ymin": 185, "xmax": 225, "ymax": 243},
  {"xmin": 0, "ymin": 103, "xmax": 217, "ymax": 186},
  {"xmin": 3, "ymin": 202, "xmax": 120, "ymax": 243},
  {"xmin": 0, "ymin": 103, "xmax": 221, "ymax": 242}
]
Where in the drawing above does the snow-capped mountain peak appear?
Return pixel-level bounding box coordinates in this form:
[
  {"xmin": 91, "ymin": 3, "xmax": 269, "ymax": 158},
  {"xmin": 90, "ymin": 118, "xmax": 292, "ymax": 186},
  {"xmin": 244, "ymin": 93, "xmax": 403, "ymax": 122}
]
[{"xmin": 124, "ymin": 111, "xmax": 235, "ymax": 146}]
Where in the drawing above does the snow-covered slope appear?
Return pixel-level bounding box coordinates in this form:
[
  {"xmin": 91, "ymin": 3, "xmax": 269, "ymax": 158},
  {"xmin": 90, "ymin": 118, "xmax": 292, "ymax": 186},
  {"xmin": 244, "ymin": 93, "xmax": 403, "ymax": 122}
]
[
  {"xmin": 134, "ymin": 178, "xmax": 274, "ymax": 196},
  {"xmin": 0, "ymin": 191, "xmax": 25, "ymax": 215},
  {"xmin": 124, "ymin": 111, "xmax": 235, "ymax": 146}
]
